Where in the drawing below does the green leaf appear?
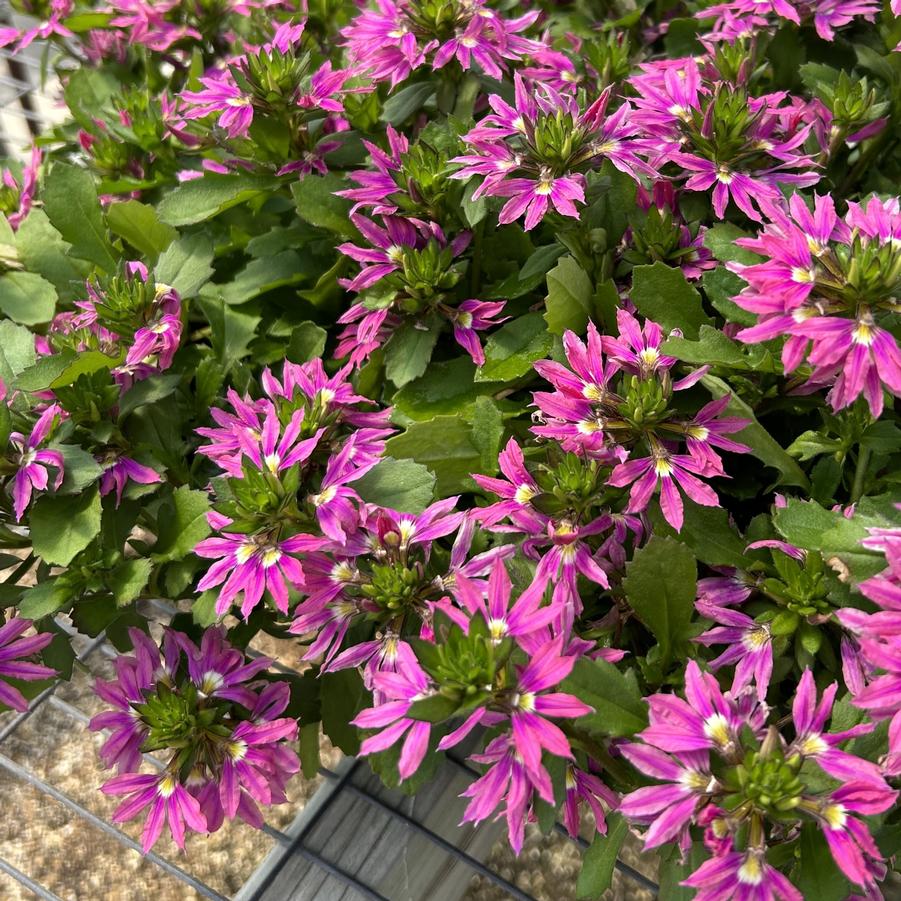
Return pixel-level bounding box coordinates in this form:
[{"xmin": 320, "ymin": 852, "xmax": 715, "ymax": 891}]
[
  {"xmin": 520, "ymin": 243, "xmax": 565, "ymax": 282},
  {"xmin": 0, "ymin": 320, "xmax": 36, "ymax": 385},
  {"xmin": 663, "ymin": 325, "xmax": 751, "ymax": 370},
  {"xmin": 320, "ymin": 668, "xmax": 366, "ymax": 755},
  {"xmin": 42, "ymin": 163, "xmax": 118, "ymax": 272},
  {"xmin": 286, "ymin": 321, "xmax": 327, "ymax": 363},
  {"xmin": 460, "ymin": 183, "xmax": 487, "ymax": 227},
  {"xmin": 560, "ymin": 658, "xmax": 648, "ymax": 738},
  {"xmin": 153, "ymin": 486, "xmax": 212, "ymax": 562},
  {"xmin": 192, "ymin": 590, "xmax": 220, "ymax": 628},
  {"xmin": 154, "ymin": 233, "xmax": 215, "ymax": 298},
  {"xmin": 774, "ymin": 494, "xmax": 896, "ymax": 583},
  {"xmin": 476, "ymin": 312, "xmax": 554, "ymax": 383},
  {"xmin": 55, "ymin": 444, "xmax": 103, "ymax": 493},
  {"xmin": 703, "ymin": 223, "xmax": 760, "ymax": 265},
  {"xmin": 393, "ymin": 357, "xmax": 501, "ymax": 421},
  {"xmin": 701, "ymin": 374, "xmax": 809, "ymax": 489},
  {"xmin": 384, "ymin": 320, "xmax": 440, "ymax": 387},
  {"xmin": 50, "ymin": 351, "xmax": 120, "ymax": 389},
  {"xmin": 631, "ymin": 262, "xmax": 713, "ymax": 340},
  {"xmin": 0, "ymin": 403, "xmax": 10, "ymax": 449},
  {"xmin": 106, "ymin": 200, "xmax": 177, "ymax": 261},
  {"xmin": 290, "ymin": 173, "xmax": 355, "ymax": 237},
  {"xmin": 118, "ymin": 373, "xmax": 182, "ymax": 421},
  {"xmin": 623, "ymin": 536, "xmax": 697, "ymax": 662},
  {"xmin": 30, "ymin": 487, "xmax": 102, "ymax": 566},
  {"xmin": 196, "ymin": 295, "xmax": 261, "ymax": 370},
  {"xmin": 701, "ymin": 266, "xmax": 756, "ymax": 326},
  {"xmin": 15, "ymin": 210, "xmax": 85, "ymax": 301},
  {"xmin": 381, "ymin": 82, "xmax": 434, "ymax": 125},
  {"xmin": 795, "ymin": 823, "xmax": 850, "ymax": 901},
  {"xmin": 657, "ymin": 842, "xmax": 708, "ymax": 901},
  {"xmin": 647, "ymin": 503, "xmax": 750, "ymax": 568},
  {"xmin": 470, "ymin": 395, "xmax": 504, "ymax": 472},
  {"xmin": 157, "ymin": 173, "xmax": 276, "ymax": 226},
  {"xmin": 216, "ymin": 250, "xmax": 310, "ymax": 305},
  {"xmin": 109, "ymin": 558, "xmax": 152, "ymax": 606},
  {"xmin": 18, "ymin": 579, "xmax": 71, "ymax": 620},
  {"xmin": 299, "ymin": 722, "xmax": 321, "ymax": 779},
  {"xmin": 773, "ymin": 497, "xmax": 837, "ymax": 548},
  {"xmin": 406, "ymin": 693, "xmax": 461, "ymax": 722},
  {"xmin": 385, "ymin": 416, "xmax": 483, "ymax": 495},
  {"xmin": 576, "ymin": 814, "xmax": 628, "ymax": 900},
  {"xmin": 354, "ymin": 457, "xmax": 436, "ymax": 513},
  {"xmin": 0, "ymin": 272, "xmax": 57, "ymax": 325},
  {"xmin": 544, "ymin": 255, "xmax": 593, "ymax": 336},
  {"xmin": 15, "ymin": 350, "xmax": 119, "ymax": 393}
]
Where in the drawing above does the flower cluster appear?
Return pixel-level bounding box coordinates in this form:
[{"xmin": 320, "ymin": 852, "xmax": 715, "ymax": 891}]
[
  {"xmin": 629, "ymin": 55, "xmax": 822, "ymax": 221},
  {"xmin": 699, "ymin": 0, "xmax": 881, "ymax": 43},
  {"xmin": 336, "ymin": 214, "xmax": 505, "ymax": 367},
  {"xmin": 731, "ymin": 193, "xmax": 901, "ymax": 418},
  {"xmin": 91, "ymin": 627, "xmax": 298, "ymax": 851},
  {"xmin": 341, "ymin": 0, "xmax": 543, "ymax": 88},
  {"xmin": 179, "ymin": 21, "xmax": 351, "ymax": 175},
  {"xmin": 452, "ymin": 75, "xmax": 651, "ymax": 230},
  {"xmin": 194, "ymin": 359, "xmax": 392, "ymax": 618},
  {"xmin": 838, "ymin": 512, "xmax": 901, "ymax": 775},
  {"xmin": 620, "ymin": 663, "xmax": 897, "ymax": 896},
  {"xmin": 351, "ymin": 559, "xmax": 616, "ymax": 852},
  {"xmin": 529, "ymin": 312, "xmax": 749, "ymax": 533}
]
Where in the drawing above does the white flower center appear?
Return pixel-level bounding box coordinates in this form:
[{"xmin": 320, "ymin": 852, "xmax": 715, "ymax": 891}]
[
  {"xmin": 514, "ymin": 483, "xmax": 538, "ymax": 504},
  {"xmin": 703, "ymin": 713, "xmax": 731, "ymax": 748}
]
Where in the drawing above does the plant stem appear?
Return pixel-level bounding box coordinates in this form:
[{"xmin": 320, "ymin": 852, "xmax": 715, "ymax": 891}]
[{"xmin": 850, "ymin": 444, "xmax": 871, "ymax": 504}]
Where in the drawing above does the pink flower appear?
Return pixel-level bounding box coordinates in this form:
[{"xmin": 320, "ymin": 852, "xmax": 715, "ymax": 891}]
[
  {"xmin": 461, "ymin": 734, "xmax": 551, "ymax": 854},
  {"xmin": 93, "ymin": 627, "xmax": 299, "ymax": 847},
  {"xmin": 815, "ymin": 783, "xmax": 897, "ymax": 892},
  {"xmin": 0, "ymin": 618, "xmax": 55, "ymax": 712},
  {"xmin": 562, "ymin": 764, "xmax": 618, "ymax": 839},
  {"xmin": 195, "ymin": 513, "xmax": 324, "ymax": 617},
  {"xmin": 451, "ymin": 75, "xmax": 651, "ymax": 230},
  {"xmin": 181, "ymin": 74, "xmax": 254, "ymax": 139},
  {"xmin": 492, "ymin": 174, "xmax": 586, "ymax": 231},
  {"xmin": 103, "ymin": 772, "xmax": 208, "ymax": 853},
  {"xmin": 732, "ymin": 194, "xmax": 901, "ymax": 418},
  {"xmin": 353, "ymin": 645, "xmax": 432, "ymax": 780},
  {"xmin": 619, "ymin": 743, "xmax": 715, "ymax": 850},
  {"xmin": 98, "ymin": 455, "xmax": 161, "ymax": 506},
  {"xmin": 2, "ymin": 145, "xmax": 41, "ymax": 230},
  {"xmin": 630, "ymin": 60, "xmax": 821, "ymax": 220},
  {"xmin": 8, "ymin": 404, "xmax": 65, "ymax": 522},
  {"xmin": 450, "ymin": 300, "xmax": 507, "ymax": 365},
  {"xmin": 450, "ymin": 559, "xmax": 561, "ymax": 646},
  {"xmin": 695, "ymin": 606, "xmax": 773, "ymax": 700},
  {"xmin": 681, "ymin": 847, "xmax": 802, "ymax": 900},
  {"xmin": 787, "ymin": 669, "xmax": 888, "ymax": 788},
  {"xmin": 342, "ymin": 0, "xmax": 542, "ymax": 88},
  {"xmin": 608, "ymin": 448, "xmax": 721, "ymax": 533},
  {"xmin": 638, "ymin": 660, "xmax": 758, "ymax": 756},
  {"xmin": 472, "ymin": 438, "xmax": 543, "ymax": 530}
]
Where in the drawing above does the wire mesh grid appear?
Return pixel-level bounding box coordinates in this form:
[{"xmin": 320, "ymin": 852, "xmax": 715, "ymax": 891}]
[{"xmin": 0, "ymin": 15, "xmax": 662, "ymax": 899}]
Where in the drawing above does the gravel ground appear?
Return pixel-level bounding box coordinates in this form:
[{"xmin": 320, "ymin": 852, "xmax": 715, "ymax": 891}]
[{"xmin": 463, "ymin": 819, "xmax": 657, "ymax": 901}]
